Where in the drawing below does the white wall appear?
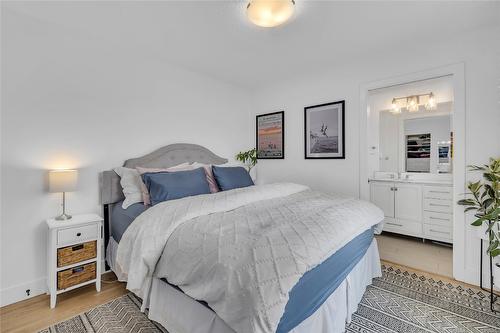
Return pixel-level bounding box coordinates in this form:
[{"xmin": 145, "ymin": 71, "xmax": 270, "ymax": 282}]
[
  {"xmin": 252, "ymin": 25, "xmax": 500, "ymax": 285},
  {"xmin": 0, "ymin": 9, "xmax": 252, "ymax": 306}
]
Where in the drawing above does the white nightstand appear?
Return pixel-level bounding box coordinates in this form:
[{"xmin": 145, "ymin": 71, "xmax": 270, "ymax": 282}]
[{"xmin": 46, "ymin": 214, "xmax": 103, "ymax": 308}]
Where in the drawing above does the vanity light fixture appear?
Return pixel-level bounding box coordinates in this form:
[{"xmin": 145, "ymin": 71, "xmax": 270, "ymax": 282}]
[
  {"xmin": 390, "ymin": 92, "xmax": 437, "ymax": 114},
  {"xmin": 247, "ymin": 0, "xmax": 295, "ymax": 28}
]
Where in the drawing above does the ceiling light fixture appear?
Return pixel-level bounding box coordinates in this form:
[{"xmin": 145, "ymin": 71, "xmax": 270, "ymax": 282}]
[
  {"xmin": 390, "ymin": 92, "xmax": 437, "ymax": 114},
  {"xmin": 247, "ymin": 0, "xmax": 295, "ymax": 28}
]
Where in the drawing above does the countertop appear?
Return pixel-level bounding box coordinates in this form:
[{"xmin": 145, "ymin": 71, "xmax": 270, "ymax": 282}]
[{"xmin": 369, "ymin": 178, "xmax": 453, "ymax": 186}]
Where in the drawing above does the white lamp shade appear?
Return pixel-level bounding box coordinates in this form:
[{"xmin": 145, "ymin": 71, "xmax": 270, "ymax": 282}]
[{"xmin": 49, "ymin": 170, "xmax": 78, "ymax": 193}]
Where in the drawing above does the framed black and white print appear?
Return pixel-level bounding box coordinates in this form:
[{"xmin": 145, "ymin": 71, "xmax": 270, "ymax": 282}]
[
  {"xmin": 256, "ymin": 111, "xmax": 284, "ymax": 159},
  {"xmin": 304, "ymin": 100, "xmax": 345, "ymax": 159}
]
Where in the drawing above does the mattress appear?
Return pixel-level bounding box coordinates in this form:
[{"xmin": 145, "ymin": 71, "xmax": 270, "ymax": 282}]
[
  {"xmin": 110, "ymin": 201, "xmax": 146, "ymax": 242},
  {"xmin": 159, "ymin": 227, "xmax": 374, "ymax": 333},
  {"xmin": 149, "ymin": 238, "xmax": 382, "ymax": 333},
  {"xmin": 277, "ymin": 227, "xmax": 373, "ymax": 332}
]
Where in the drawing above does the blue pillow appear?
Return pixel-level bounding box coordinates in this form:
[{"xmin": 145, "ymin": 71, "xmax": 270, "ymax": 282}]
[
  {"xmin": 212, "ymin": 166, "xmax": 254, "ymax": 191},
  {"xmin": 141, "ymin": 168, "xmax": 210, "ymax": 205}
]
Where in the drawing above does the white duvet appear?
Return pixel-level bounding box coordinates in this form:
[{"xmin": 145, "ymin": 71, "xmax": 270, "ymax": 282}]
[{"xmin": 116, "ymin": 183, "xmax": 384, "ymax": 333}]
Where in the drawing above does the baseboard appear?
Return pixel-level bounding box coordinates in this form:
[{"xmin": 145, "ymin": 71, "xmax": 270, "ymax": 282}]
[
  {"xmin": 0, "ymin": 277, "xmax": 47, "ymax": 307},
  {"xmin": 1, "ymin": 267, "xmax": 111, "ymax": 307}
]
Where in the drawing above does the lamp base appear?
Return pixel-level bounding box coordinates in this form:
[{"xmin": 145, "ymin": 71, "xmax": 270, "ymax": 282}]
[{"xmin": 55, "ymin": 213, "xmax": 72, "ymax": 221}]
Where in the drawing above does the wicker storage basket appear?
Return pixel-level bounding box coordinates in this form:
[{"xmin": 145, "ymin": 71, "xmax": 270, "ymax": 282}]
[
  {"xmin": 57, "ymin": 241, "xmax": 96, "ymax": 267},
  {"xmin": 57, "ymin": 262, "xmax": 96, "ymax": 290}
]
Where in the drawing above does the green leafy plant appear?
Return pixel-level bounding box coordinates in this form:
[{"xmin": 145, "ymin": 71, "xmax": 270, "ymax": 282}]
[
  {"xmin": 458, "ymin": 157, "xmax": 500, "ymax": 257},
  {"xmin": 236, "ymin": 148, "xmax": 257, "ymax": 172}
]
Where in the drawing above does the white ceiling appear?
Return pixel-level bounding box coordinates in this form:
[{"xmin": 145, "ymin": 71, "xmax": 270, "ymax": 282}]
[{"xmin": 4, "ymin": 1, "xmax": 500, "ymax": 88}]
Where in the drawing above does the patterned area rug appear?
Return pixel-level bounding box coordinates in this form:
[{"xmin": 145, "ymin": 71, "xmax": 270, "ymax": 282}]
[{"xmin": 39, "ymin": 265, "xmax": 500, "ymax": 333}]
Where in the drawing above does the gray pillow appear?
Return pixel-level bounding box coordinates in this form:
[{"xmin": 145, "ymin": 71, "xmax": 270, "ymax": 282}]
[
  {"xmin": 141, "ymin": 168, "xmax": 210, "ymax": 205},
  {"xmin": 212, "ymin": 166, "xmax": 254, "ymax": 191}
]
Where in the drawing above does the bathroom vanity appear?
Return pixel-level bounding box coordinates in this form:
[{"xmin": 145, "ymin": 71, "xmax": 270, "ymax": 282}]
[
  {"xmin": 367, "ymin": 99, "xmax": 454, "ymax": 243},
  {"xmin": 370, "ymin": 175, "xmax": 453, "ymax": 243}
]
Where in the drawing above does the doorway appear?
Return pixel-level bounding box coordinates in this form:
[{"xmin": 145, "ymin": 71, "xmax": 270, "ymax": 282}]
[{"xmin": 359, "ymin": 64, "xmax": 466, "ymax": 282}]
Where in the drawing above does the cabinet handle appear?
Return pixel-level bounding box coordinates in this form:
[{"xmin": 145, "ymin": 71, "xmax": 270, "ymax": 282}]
[
  {"xmin": 387, "ymin": 222, "xmax": 403, "ymax": 227},
  {"xmin": 429, "ymin": 216, "xmax": 450, "ymax": 221},
  {"xmin": 429, "ymin": 229, "xmax": 449, "ymax": 235},
  {"xmin": 72, "ymin": 266, "xmax": 84, "ymax": 274},
  {"xmin": 429, "ymin": 190, "xmax": 450, "ymax": 194},
  {"xmin": 72, "ymin": 244, "xmax": 84, "ymax": 251},
  {"xmin": 429, "ymin": 203, "xmax": 449, "ymax": 207},
  {"xmin": 76, "ymin": 232, "xmax": 82, "ymax": 237}
]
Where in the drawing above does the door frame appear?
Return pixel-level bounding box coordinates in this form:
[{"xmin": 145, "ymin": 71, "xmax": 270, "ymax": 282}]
[{"xmin": 359, "ymin": 63, "xmax": 466, "ymax": 282}]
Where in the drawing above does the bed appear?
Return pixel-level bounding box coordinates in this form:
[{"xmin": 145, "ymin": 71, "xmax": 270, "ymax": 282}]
[{"xmin": 101, "ymin": 143, "xmax": 384, "ymax": 333}]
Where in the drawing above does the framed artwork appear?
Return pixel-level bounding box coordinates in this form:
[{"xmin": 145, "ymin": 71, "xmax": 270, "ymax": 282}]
[
  {"xmin": 304, "ymin": 100, "xmax": 345, "ymax": 159},
  {"xmin": 256, "ymin": 111, "xmax": 284, "ymax": 159}
]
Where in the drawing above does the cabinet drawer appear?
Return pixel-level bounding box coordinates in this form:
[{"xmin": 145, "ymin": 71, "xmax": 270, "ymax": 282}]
[
  {"xmin": 57, "ymin": 262, "xmax": 96, "ymax": 290},
  {"xmin": 57, "ymin": 224, "xmax": 97, "ymax": 245},
  {"xmin": 423, "ymin": 186, "xmax": 452, "ymax": 200},
  {"xmin": 57, "ymin": 241, "xmax": 96, "ymax": 267},
  {"xmin": 423, "ymin": 211, "xmax": 453, "ymax": 227},
  {"xmin": 423, "ymin": 198, "xmax": 453, "ymax": 213},
  {"xmin": 423, "ymin": 224, "xmax": 452, "ymax": 242},
  {"xmin": 383, "ymin": 219, "xmax": 422, "ymax": 237}
]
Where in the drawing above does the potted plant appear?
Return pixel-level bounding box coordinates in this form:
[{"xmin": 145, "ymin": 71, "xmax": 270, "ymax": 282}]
[
  {"xmin": 458, "ymin": 157, "xmax": 500, "ymax": 281},
  {"xmin": 236, "ymin": 148, "xmax": 257, "ymax": 179}
]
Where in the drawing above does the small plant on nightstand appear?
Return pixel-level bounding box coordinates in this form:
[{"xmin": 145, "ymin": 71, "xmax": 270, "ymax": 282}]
[{"xmin": 236, "ymin": 148, "xmax": 257, "ymax": 172}]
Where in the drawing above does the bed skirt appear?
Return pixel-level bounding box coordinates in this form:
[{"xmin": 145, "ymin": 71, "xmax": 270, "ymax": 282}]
[{"xmin": 148, "ymin": 238, "xmax": 381, "ymax": 333}]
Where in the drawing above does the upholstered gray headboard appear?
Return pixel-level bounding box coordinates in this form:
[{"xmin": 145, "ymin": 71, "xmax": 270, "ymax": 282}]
[{"xmin": 100, "ymin": 143, "xmax": 228, "ymax": 205}]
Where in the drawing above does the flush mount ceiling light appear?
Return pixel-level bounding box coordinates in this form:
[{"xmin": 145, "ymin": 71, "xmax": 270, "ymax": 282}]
[
  {"xmin": 247, "ymin": 0, "xmax": 295, "ymax": 28},
  {"xmin": 390, "ymin": 92, "xmax": 437, "ymax": 114}
]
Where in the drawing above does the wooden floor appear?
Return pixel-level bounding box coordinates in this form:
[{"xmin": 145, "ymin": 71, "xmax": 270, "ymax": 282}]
[
  {"xmin": 376, "ymin": 232, "xmax": 453, "ymax": 278},
  {"xmin": 0, "ymin": 273, "xmax": 127, "ymax": 333},
  {"xmin": 0, "ymin": 234, "xmax": 455, "ymax": 333}
]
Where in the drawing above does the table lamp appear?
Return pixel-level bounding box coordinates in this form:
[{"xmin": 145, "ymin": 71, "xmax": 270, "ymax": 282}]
[{"xmin": 49, "ymin": 169, "xmax": 78, "ymax": 220}]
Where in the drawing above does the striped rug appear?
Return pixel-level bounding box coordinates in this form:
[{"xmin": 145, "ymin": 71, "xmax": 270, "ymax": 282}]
[{"xmin": 39, "ymin": 265, "xmax": 500, "ymax": 332}]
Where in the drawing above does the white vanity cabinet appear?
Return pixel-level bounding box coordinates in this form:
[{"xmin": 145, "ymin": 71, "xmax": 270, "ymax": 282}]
[
  {"xmin": 370, "ymin": 180, "xmax": 453, "ymax": 243},
  {"xmin": 370, "ymin": 182, "xmax": 394, "ymax": 218}
]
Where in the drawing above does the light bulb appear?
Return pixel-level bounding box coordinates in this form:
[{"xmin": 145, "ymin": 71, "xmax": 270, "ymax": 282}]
[
  {"xmin": 425, "ymin": 92, "xmax": 437, "ymax": 110},
  {"xmin": 407, "ymin": 96, "xmax": 419, "ymax": 112},
  {"xmin": 391, "ymin": 98, "xmax": 401, "ymax": 114}
]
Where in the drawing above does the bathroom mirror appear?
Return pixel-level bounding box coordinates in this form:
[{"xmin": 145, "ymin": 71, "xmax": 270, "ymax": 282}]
[{"xmin": 378, "ymin": 105, "xmax": 453, "ymax": 174}]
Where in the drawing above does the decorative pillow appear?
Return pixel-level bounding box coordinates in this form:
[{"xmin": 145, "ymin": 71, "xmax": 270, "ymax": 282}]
[
  {"xmin": 136, "ymin": 163, "xmax": 192, "ymax": 205},
  {"xmin": 191, "ymin": 162, "xmax": 219, "ymax": 193},
  {"xmin": 113, "ymin": 167, "xmax": 143, "ymax": 209},
  {"xmin": 212, "ymin": 166, "xmax": 254, "ymax": 191},
  {"xmin": 141, "ymin": 168, "xmax": 210, "ymax": 205}
]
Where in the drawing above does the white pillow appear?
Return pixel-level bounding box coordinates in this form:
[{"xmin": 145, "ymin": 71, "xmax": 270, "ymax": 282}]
[{"xmin": 114, "ymin": 167, "xmax": 143, "ymax": 209}]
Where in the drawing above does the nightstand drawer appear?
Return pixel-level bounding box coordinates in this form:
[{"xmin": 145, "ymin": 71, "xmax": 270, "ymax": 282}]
[
  {"xmin": 57, "ymin": 262, "xmax": 96, "ymax": 290},
  {"xmin": 57, "ymin": 241, "xmax": 97, "ymax": 267},
  {"xmin": 57, "ymin": 224, "xmax": 97, "ymax": 245}
]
